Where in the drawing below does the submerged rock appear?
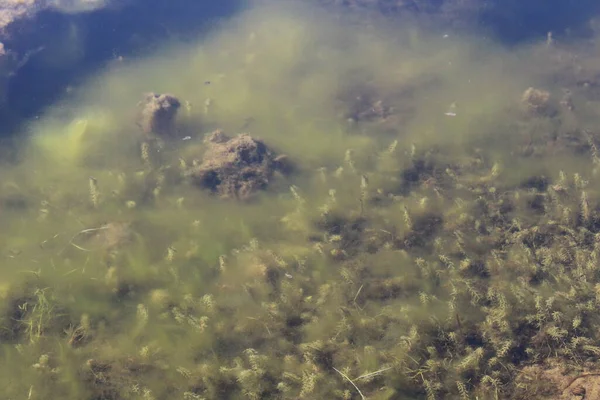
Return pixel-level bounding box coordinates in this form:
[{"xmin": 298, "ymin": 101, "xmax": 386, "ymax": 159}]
[
  {"xmin": 136, "ymin": 93, "xmax": 181, "ymax": 137},
  {"xmin": 189, "ymin": 130, "xmax": 292, "ymax": 200}
]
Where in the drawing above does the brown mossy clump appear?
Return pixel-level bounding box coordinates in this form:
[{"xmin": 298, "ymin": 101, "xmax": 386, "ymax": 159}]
[
  {"xmin": 521, "ymin": 87, "xmax": 555, "ymax": 116},
  {"xmin": 478, "ymin": 85, "xmax": 588, "ymax": 160},
  {"xmin": 188, "ymin": 130, "xmax": 293, "ymax": 200},
  {"xmin": 337, "ymin": 82, "xmax": 427, "ymax": 135},
  {"xmin": 136, "ymin": 92, "xmax": 181, "ymax": 137},
  {"xmin": 345, "ymin": 94, "xmax": 395, "ymax": 124},
  {"xmin": 82, "ymin": 356, "xmax": 165, "ymax": 400}
]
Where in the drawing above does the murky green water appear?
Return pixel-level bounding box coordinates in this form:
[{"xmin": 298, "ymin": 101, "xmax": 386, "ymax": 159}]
[{"xmin": 4, "ymin": 2, "xmax": 600, "ymax": 399}]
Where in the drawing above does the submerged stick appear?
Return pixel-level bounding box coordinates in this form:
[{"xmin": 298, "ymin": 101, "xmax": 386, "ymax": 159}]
[
  {"xmin": 333, "ymin": 367, "xmax": 366, "ymax": 400},
  {"xmin": 355, "ymin": 367, "xmax": 393, "ymax": 381},
  {"xmin": 67, "ymin": 226, "xmax": 111, "ymax": 252}
]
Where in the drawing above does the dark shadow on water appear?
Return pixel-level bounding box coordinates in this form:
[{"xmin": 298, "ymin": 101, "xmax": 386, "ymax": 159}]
[
  {"xmin": 0, "ymin": 0, "xmax": 245, "ymax": 134},
  {"xmin": 333, "ymin": 0, "xmax": 600, "ymax": 45},
  {"xmin": 478, "ymin": 0, "xmax": 600, "ymax": 44},
  {"xmin": 2, "ymin": 0, "xmax": 600, "ymax": 135}
]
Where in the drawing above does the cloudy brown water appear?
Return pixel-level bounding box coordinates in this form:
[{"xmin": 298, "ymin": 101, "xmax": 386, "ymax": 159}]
[{"xmin": 4, "ymin": 1, "xmax": 600, "ymax": 399}]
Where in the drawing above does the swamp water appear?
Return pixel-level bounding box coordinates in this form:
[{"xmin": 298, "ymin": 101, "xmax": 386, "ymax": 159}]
[{"xmin": 3, "ymin": 1, "xmax": 600, "ymax": 399}]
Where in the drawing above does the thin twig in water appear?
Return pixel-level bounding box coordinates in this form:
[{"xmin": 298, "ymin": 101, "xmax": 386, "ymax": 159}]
[
  {"xmin": 564, "ymin": 373, "xmax": 600, "ymax": 391},
  {"xmin": 353, "ymin": 284, "xmax": 364, "ymax": 303},
  {"xmin": 355, "ymin": 366, "xmax": 393, "ymax": 381},
  {"xmin": 70, "ymin": 242, "xmax": 91, "ymax": 252},
  {"xmin": 75, "ymin": 227, "xmax": 110, "ymax": 236},
  {"xmin": 333, "ymin": 367, "xmax": 366, "ymax": 400},
  {"xmin": 65, "ymin": 226, "xmax": 110, "ymax": 253},
  {"xmin": 40, "ymin": 233, "xmax": 61, "ymax": 249}
]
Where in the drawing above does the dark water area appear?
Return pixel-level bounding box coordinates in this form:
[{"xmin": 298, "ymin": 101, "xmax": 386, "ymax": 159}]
[
  {"xmin": 479, "ymin": 0, "xmax": 600, "ymax": 44},
  {"xmin": 2, "ymin": 0, "xmax": 245, "ymax": 129},
  {"xmin": 3, "ymin": 0, "xmax": 600, "ymax": 130}
]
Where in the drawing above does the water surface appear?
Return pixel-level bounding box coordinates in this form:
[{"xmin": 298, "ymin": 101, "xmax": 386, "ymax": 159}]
[{"xmin": 2, "ymin": 1, "xmax": 600, "ymax": 399}]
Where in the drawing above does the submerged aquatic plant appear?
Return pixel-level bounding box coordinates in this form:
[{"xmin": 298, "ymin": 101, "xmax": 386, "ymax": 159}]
[{"xmin": 5, "ymin": 2, "xmax": 600, "ymax": 400}]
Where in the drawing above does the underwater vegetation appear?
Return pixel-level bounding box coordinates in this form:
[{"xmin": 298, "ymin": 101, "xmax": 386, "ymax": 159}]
[{"xmin": 6, "ymin": 2, "xmax": 600, "ymax": 399}]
